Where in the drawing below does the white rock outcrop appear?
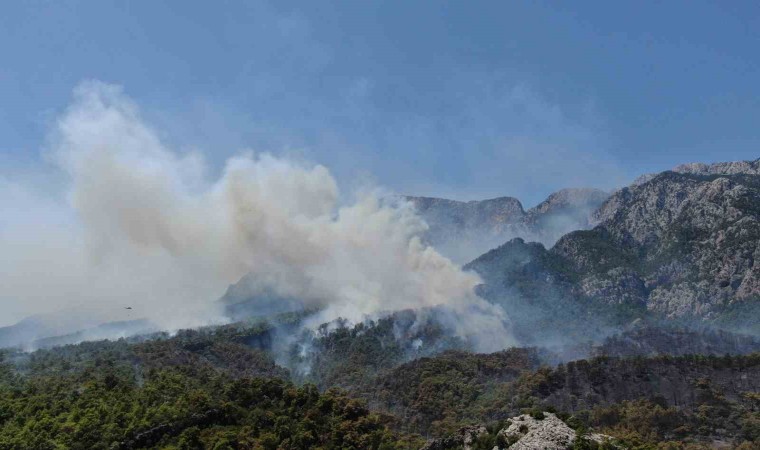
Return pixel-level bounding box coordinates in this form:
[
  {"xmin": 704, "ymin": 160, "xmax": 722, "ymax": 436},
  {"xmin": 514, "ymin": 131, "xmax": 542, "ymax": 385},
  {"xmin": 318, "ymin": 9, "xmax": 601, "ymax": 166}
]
[{"xmin": 496, "ymin": 413, "xmax": 614, "ymax": 450}]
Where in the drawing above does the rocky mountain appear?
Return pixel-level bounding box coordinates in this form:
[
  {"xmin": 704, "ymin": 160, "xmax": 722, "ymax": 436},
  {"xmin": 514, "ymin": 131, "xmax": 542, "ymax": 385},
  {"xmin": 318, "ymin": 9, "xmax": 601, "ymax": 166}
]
[
  {"xmin": 495, "ymin": 413, "xmax": 613, "ymax": 450},
  {"xmin": 672, "ymin": 159, "xmax": 760, "ymax": 176},
  {"xmin": 404, "ymin": 195, "xmax": 527, "ymax": 264},
  {"xmin": 634, "ymin": 158, "xmax": 760, "ymax": 185},
  {"xmin": 407, "ymin": 188, "xmax": 609, "ymax": 263},
  {"xmin": 523, "ymin": 187, "xmax": 610, "ymax": 234},
  {"xmin": 408, "ymin": 196, "xmax": 526, "ymax": 231},
  {"xmin": 218, "ymin": 188, "xmax": 608, "ymax": 317},
  {"xmin": 467, "ymin": 160, "xmax": 760, "ymax": 335},
  {"xmin": 576, "ymin": 170, "xmax": 760, "ymax": 324},
  {"xmin": 463, "ymin": 238, "xmax": 595, "ymax": 345},
  {"xmin": 221, "ymin": 161, "xmax": 759, "ymax": 341},
  {"xmin": 4, "ymin": 160, "xmax": 760, "ymax": 449}
]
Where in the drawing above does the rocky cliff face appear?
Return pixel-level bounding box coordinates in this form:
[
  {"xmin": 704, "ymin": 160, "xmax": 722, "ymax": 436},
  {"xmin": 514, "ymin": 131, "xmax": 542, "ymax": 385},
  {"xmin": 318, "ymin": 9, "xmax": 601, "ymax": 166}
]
[
  {"xmin": 569, "ymin": 170, "xmax": 760, "ymax": 326},
  {"xmin": 220, "ymin": 160, "xmax": 759, "ymax": 336},
  {"xmin": 407, "ymin": 188, "xmax": 608, "ymax": 263},
  {"xmin": 467, "ymin": 161, "xmax": 760, "ymax": 334},
  {"xmin": 672, "ymin": 159, "xmax": 760, "ymax": 177},
  {"xmin": 631, "ymin": 158, "xmax": 760, "ymax": 185},
  {"xmin": 497, "ymin": 413, "xmax": 613, "ymax": 450}
]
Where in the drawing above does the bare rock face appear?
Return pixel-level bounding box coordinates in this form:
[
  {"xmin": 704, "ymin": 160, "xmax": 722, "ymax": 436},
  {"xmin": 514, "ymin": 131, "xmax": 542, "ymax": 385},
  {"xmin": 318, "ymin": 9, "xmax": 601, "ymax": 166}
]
[
  {"xmin": 631, "ymin": 158, "xmax": 760, "ymax": 185},
  {"xmin": 578, "ymin": 169, "xmax": 760, "ymax": 324},
  {"xmin": 498, "ymin": 413, "xmax": 575, "ymax": 450},
  {"xmin": 419, "ymin": 414, "xmax": 614, "ymax": 450},
  {"xmin": 467, "ymin": 160, "xmax": 760, "ymax": 335},
  {"xmin": 577, "ymin": 267, "xmax": 648, "ymax": 307},
  {"xmin": 495, "ymin": 413, "xmax": 613, "ymax": 450},
  {"xmin": 672, "ymin": 159, "xmax": 760, "ymax": 176}
]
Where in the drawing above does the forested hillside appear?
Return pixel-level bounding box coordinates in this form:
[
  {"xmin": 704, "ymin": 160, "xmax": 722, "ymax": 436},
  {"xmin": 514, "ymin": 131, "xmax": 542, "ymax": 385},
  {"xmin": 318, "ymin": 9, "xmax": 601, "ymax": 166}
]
[
  {"xmin": 2, "ymin": 161, "xmax": 760, "ymax": 449},
  {"xmin": 1, "ymin": 315, "xmax": 759, "ymax": 449}
]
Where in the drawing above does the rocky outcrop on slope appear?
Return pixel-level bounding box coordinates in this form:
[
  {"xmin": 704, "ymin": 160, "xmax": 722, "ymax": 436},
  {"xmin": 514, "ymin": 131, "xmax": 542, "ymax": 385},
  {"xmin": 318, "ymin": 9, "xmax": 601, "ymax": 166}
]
[
  {"xmin": 420, "ymin": 413, "xmax": 615, "ymax": 450},
  {"xmin": 497, "ymin": 413, "xmax": 613, "ymax": 450},
  {"xmin": 498, "ymin": 413, "xmax": 575, "ymax": 449}
]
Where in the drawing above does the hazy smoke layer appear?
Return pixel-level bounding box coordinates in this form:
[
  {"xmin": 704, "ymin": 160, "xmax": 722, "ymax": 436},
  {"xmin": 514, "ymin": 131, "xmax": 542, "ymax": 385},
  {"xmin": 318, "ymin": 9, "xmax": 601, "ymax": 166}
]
[{"xmin": 1, "ymin": 82, "xmax": 512, "ymax": 351}]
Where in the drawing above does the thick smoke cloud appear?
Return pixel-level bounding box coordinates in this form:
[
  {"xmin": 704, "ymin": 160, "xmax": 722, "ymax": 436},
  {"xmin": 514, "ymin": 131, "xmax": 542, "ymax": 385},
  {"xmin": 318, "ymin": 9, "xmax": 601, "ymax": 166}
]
[{"xmin": 1, "ymin": 82, "xmax": 513, "ymax": 351}]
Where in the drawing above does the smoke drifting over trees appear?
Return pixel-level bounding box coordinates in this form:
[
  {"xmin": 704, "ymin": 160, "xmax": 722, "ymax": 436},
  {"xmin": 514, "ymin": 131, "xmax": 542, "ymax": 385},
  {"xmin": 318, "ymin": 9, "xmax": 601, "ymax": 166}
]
[{"xmin": 0, "ymin": 82, "xmax": 513, "ymax": 351}]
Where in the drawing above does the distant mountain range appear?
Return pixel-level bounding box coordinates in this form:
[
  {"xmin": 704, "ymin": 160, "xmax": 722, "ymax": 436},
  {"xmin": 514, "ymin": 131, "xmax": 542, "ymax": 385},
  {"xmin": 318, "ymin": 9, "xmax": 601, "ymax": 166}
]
[
  {"xmin": 4, "ymin": 159, "xmax": 759, "ymax": 349},
  {"xmin": 405, "ymin": 187, "xmax": 609, "ymax": 264},
  {"xmin": 0, "ymin": 308, "xmax": 156, "ymax": 350},
  {"xmin": 466, "ymin": 159, "xmax": 760, "ymax": 340},
  {"xmin": 221, "ymin": 159, "xmax": 759, "ymax": 340},
  {"xmin": 3, "ymin": 159, "xmax": 758, "ymax": 449}
]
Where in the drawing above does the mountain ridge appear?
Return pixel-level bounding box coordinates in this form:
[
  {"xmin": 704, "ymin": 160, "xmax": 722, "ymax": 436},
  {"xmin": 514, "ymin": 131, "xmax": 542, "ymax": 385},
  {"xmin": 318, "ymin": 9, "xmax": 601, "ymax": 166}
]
[
  {"xmin": 466, "ymin": 160, "xmax": 760, "ymax": 336},
  {"xmin": 405, "ymin": 187, "xmax": 609, "ymax": 263}
]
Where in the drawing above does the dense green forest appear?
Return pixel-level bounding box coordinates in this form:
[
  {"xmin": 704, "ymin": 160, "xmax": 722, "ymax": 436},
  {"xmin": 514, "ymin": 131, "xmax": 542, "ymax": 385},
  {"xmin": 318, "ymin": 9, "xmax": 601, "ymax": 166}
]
[
  {"xmin": 0, "ymin": 317, "xmax": 758, "ymax": 449},
  {"xmin": 0, "ymin": 362, "xmax": 419, "ymax": 449},
  {"xmin": 0, "ymin": 324, "xmax": 422, "ymax": 450}
]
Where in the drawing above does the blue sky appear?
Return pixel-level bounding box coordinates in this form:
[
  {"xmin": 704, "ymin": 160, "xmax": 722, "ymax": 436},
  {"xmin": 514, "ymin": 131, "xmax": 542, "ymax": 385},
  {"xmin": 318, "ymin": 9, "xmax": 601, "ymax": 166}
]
[{"xmin": 1, "ymin": 1, "xmax": 759, "ymax": 205}]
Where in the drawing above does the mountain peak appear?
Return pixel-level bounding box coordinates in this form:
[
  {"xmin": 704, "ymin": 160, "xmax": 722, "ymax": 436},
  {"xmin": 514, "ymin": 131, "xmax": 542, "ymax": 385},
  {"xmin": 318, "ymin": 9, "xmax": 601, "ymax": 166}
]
[
  {"xmin": 527, "ymin": 188, "xmax": 609, "ymax": 215},
  {"xmin": 406, "ymin": 189, "xmax": 608, "ymax": 264},
  {"xmin": 633, "ymin": 158, "xmax": 760, "ymax": 185},
  {"xmin": 672, "ymin": 158, "xmax": 760, "ymax": 176},
  {"xmin": 404, "ymin": 195, "xmax": 525, "ymax": 218}
]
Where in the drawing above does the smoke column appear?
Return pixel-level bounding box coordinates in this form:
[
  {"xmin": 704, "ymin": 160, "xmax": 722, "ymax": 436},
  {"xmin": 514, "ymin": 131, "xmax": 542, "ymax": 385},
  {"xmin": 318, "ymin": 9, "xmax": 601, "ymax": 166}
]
[{"xmin": 1, "ymin": 81, "xmax": 513, "ymax": 351}]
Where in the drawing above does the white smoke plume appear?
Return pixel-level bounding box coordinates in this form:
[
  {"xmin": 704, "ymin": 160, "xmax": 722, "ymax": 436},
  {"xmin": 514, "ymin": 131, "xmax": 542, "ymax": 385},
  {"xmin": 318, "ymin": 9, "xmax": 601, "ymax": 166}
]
[{"xmin": 0, "ymin": 82, "xmax": 513, "ymax": 351}]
